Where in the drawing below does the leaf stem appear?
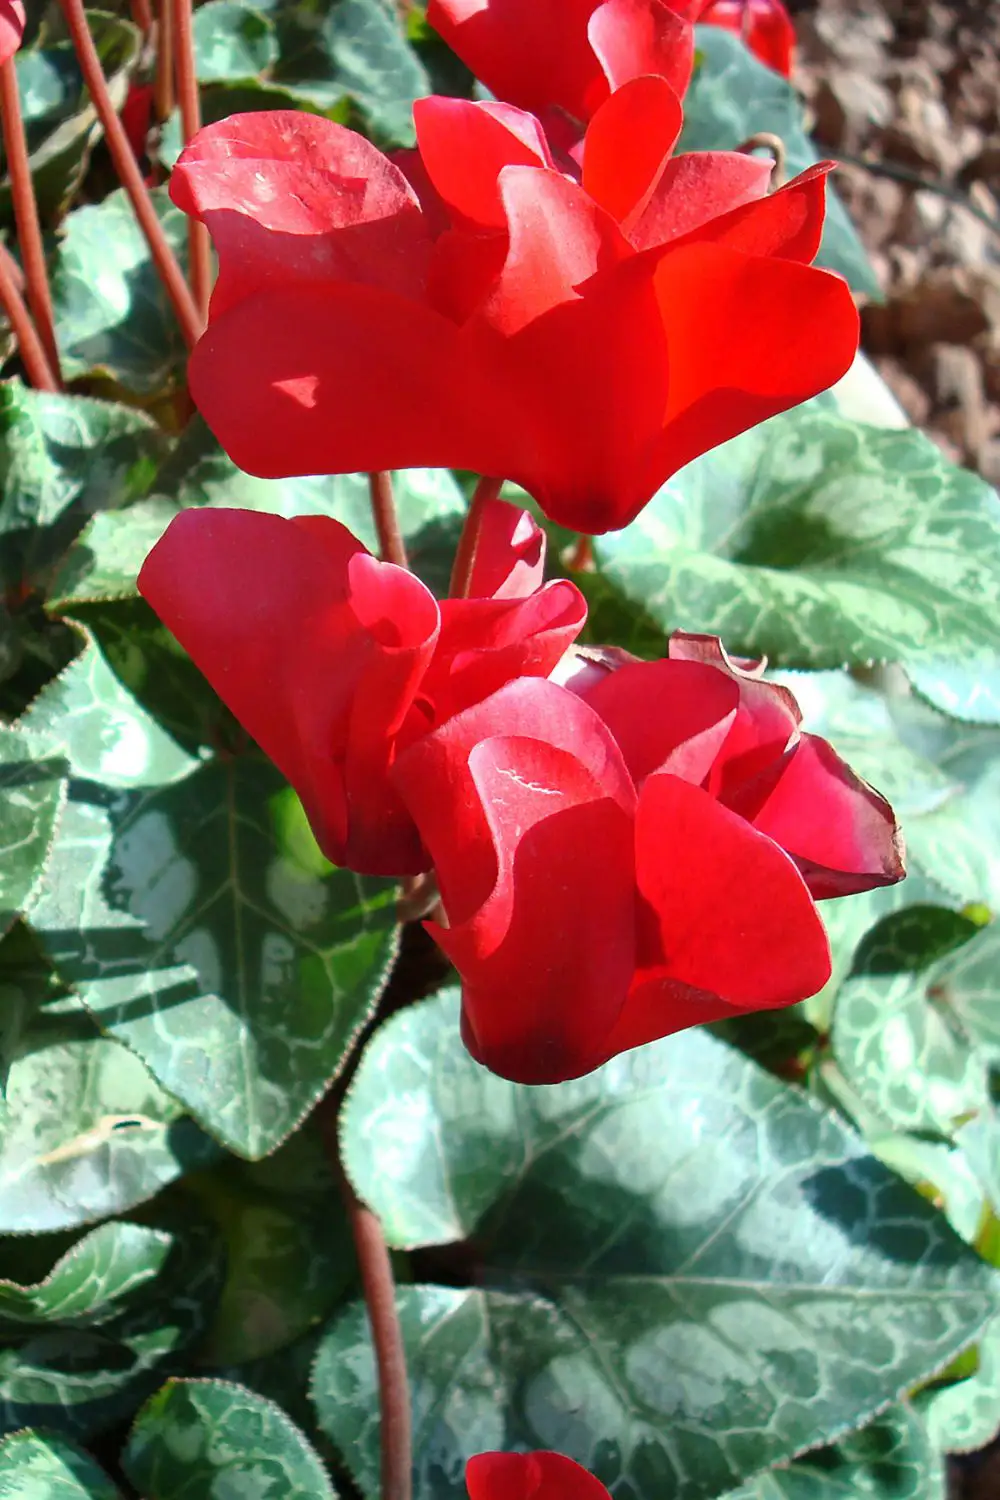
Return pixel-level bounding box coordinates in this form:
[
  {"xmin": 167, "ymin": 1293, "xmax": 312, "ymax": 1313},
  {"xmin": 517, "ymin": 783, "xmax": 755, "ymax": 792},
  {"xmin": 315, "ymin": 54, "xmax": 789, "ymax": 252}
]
[
  {"xmin": 0, "ymin": 60, "xmax": 62, "ymax": 385},
  {"xmin": 448, "ymin": 474, "xmax": 502, "ymax": 597},
  {"xmin": 59, "ymin": 0, "xmax": 202, "ymax": 349},
  {"xmin": 130, "ymin": 0, "xmax": 153, "ymax": 34},
  {"xmin": 171, "ymin": 0, "xmax": 211, "ymax": 319},
  {"xmin": 369, "ymin": 471, "xmax": 409, "ymax": 569},
  {"xmin": 154, "ymin": 0, "xmax": 174, "ymax": 120},
  {"xmin": 0, "ymin": 243, "xmax": 58, "ymax": 391}
]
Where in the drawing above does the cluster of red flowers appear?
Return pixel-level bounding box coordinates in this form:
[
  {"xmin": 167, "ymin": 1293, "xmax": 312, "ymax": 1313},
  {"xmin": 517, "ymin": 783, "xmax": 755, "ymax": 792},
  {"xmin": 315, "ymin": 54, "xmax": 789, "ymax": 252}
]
[{"xmin": 142, "ymin": 0, "xmax": 904, "ymax": 1089}]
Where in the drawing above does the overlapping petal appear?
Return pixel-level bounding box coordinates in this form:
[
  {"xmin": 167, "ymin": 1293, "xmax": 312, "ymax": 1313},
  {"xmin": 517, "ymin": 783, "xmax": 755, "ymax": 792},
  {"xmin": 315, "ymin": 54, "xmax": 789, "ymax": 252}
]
[
  {"xmin": 0, "ymin": 0, "xmax": 25, "ymax": 66},
  {"xmin": 467, "ymin": 1452, "xmax": 612, "ymax": 1500}
]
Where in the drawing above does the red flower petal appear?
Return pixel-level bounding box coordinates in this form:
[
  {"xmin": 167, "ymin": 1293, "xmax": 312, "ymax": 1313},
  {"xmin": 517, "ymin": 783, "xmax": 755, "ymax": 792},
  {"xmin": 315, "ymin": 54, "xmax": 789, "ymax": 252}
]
[
  {"xmin": 638, "ymin": 242, "xmax": 860, "ymax": 500},
  {"xmin": 726, "ymin": 732, "xmax": 907, "ymax": 899},
  {"xmin": 669, "ymin": 161, "xmax": 833, "ymax": 264},
  {"xmin": 0, "ymin": 0, "xmax": 25, "ymax": 65},
  {"xmin": 629, "ymin": 151, "xmax": 773, "ymax": 252},
  {"xmin": 187, "ymin": 281, "xmax": 522, "ymax": 481},
  {"xmin": 170, "ymin": 112, "xmax": 431, "ymax": 317},
  {"xmin": 633, "ymin": 771, "xmax": 831, "ymax": 1005},
  {"xmin": 138, "ymin": 508, "xmax": 440, "ymax": 875},
  {"xmin": 466, "ymin": 500, "xmax": 547, "ymax": 600},
  {"xmin": 467, "ymin": 1452, "xmax": 612, "ymax": 1500},
  {"xmin": 587, "ymin": 0, "xmax": 696, "ymax": 106},
  {"xmin": 581, "ymin": 75, "xmax": 682, "ymax": 232},
  {"xmin": 581, "ymin": 658, "xmax": 740, "ymax": 786},
  {"xmin": 425, "ymin": 0, "xmax": 606, "ymax": 123},
  {"xmin": 699, "ymin": 0, "xmax": 796, "ymax": 77},
  {"xmin": 414, "ymin": 96, "xmax": 552, "ymax": 229}
]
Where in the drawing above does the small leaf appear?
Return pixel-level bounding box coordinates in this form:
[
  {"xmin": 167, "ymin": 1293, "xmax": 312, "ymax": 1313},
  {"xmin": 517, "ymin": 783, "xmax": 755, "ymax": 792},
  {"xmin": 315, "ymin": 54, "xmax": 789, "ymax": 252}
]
[
  {"xmin": 593, "ymin": 410, "xmax": 1000, "ymax": 668},
  {"xmin": 724, "ymin": 1404, "xmax": 944, "ymax": 1500},
  {"xmin": 328, "ymin": 990, "xmax": 998, "ymax": 1500},
  {"xmin": 122, "ymin": 1378, "xmax": 337, "ymax": 1499},
  {"xmin": 49, "ymin": 189, "xmax": 189, "ymax": 396},
  {"xmin": 917, "ymin": 1314, "xmax": 1000, "ymax": 1456},
  {"xmin": 0, "ymin": 1429, "xmax": 123, "ymax": 1498},
  {"xmin": 30, "ymin": 744, "xmax": 399, "ymax": 1158},
  {"xmin": 681, "ymin": 27, "xmax": 880, "ymax": 296},
  {"xmin": 907, "ymin": 658, "xmax": 1000, "ymax": 725},
  {"xmin": 0, "ymin": 726, "xmax": 66, "ymax": 937},
  {"xmin": 193, "ymin": 0, "xmax": 278, "ymax": 82},
  {"xmin": 0, "ymin": 1221, "xmax": 171, "ymax": 1331}
]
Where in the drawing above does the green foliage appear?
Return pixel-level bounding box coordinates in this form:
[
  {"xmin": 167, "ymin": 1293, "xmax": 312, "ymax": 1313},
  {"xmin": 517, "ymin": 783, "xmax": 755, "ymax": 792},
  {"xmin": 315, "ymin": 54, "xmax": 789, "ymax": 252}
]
[
  {"xmin": 593, "ymin": 408, "xmax": 1000, "ymax": 668},
  {"xmin": 122, "ymin": 1378, "xmax": 337, "ymax": 1499},
  {"xmin": 327, "ymin": 990, "xmax": 997, "ymax": 1500},
  {"xmin": 0, "ymin": 1430, "xmax": 122, "ymax": 1499}
]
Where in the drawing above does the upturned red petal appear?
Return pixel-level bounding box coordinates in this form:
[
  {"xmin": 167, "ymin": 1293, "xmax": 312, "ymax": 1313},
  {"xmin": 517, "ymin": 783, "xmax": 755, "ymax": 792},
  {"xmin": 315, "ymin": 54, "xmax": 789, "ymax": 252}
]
[
  {"xmin": 467, "ymin": 1453, "xmax": 612, "ymax": 1500},
  {"xmin": 466, "ymin": 498, "xmax": 547, "ymax": 600},
  {"xmin": 697, "ymin": 0, "xmax": 796, "ymax": 77},
  {"xmin": 414, "ymin": 97, "xmax": 552, "ymax": 230},
  {"xmin": 0, "ymin": 0, "xmax": 25, "ymax": 65},
  {"xmin": 581, "ymin": 75, "xmax": 683, "ymax": 232}
]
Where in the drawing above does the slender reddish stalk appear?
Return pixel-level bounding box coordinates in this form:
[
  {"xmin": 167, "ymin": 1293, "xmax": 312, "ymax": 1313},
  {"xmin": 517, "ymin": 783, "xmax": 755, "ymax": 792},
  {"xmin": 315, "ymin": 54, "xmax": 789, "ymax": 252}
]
[
  {"xmin": 58, "ymin": 0, "xmax": 202, "ymax": 349},
  {"xmin": 567, "ymin": 535, "xmax": 594, "ymax": 572},
  {"xmin": 153, "ymin": 0, "xmax": 174, "ymax": 121},
  {"xmin": 368, "ymin": 471, "xmax": 408, "ymax": 569},
  {"xmin": 0, "ymin": 61, "xmax": 61, "ymax": 384},
  {"xmin": 0, "ymin": 243, "xmax": 57, "ymax": 391},
  {"xmin": 449, "ymin": 475, "xmax": 502, "ymax": 597},
  {"xmin": 171, "ymin": 0, "xmax": 211, "ymax": 319},
  {"xmin": 130, "ymin": 0, "xmax": 153, "ymax": 34}
]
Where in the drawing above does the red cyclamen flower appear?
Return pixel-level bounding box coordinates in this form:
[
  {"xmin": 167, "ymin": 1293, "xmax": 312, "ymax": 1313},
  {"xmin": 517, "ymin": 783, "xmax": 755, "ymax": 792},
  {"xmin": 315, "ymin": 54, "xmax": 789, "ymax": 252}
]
[
  {"xmin": 170, "ymin": 80, "xmax": 858, "ymax": 534},
  {"xmin": 392, "ymin": 633, "xmax": 904, "ymax": 1084},
  {"xmin": 467, "ymin": 1453, "xmax": 611, "ymax": 1500},
  {"xmin": 137, "ymin": 500, "xmax": 585, "ymax": 876},
  {"xmin": 0, "ymin": 1, "xmax": 26, "ymax": 65}
]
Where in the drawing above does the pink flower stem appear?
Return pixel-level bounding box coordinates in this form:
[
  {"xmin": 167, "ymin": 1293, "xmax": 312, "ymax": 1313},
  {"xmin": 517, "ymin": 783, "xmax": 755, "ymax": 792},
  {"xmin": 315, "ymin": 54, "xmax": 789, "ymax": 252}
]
[
  {"xmin": 0, "ymin": 242, "xmax": 58, "ymax": 391},
  {"xmin": 153, "ymin": 0, "xmax": 174, "ymax": 121},
  {"xmin": 171, "ymin": 0, "xmax": 211, "ymax": 320},
  {"xmin": 448, "ymin": 474, "xmax": 502, "ymax": 597},
  {"xmin": 59, "ymin": 0, "xmax": 202, "ymax": 348},
  {"xmin": 129, "ymin": 0, "xmax": 153, "ymax": 35},
  {"xmin": 567, "ymin": 535, "xmax": 594, "ymax": 572},
  {"xmin": 369, "ymin": 471, "xmax": 409, "ymax": 569},
  {"xmin": 0, "ymin": 60, "xmax": 62, "ymax": 385}
]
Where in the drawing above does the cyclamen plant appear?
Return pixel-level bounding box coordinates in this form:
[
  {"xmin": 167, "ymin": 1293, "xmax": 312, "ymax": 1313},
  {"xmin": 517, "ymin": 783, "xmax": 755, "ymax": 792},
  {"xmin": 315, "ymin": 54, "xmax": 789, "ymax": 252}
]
[{"xmin": 1, "ymin": 1, "xmax": 1000, "ymax": 1498}]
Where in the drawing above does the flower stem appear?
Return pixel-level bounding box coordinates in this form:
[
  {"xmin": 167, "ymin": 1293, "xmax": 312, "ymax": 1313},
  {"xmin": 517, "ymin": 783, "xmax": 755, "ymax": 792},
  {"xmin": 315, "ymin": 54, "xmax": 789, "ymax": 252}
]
[
  {"xmin": 448, "ymin": 474, "xmax": 502, "ymax": 598},
  {"xmin": 567, "ymin": 534, "xmax": 594, "ymax": 572},
  {"xmin": 130, "ymin": 0, "xmax": 153, "ymax": 35},
  {"xmin": 369, "ymin": 471, "xmax": 408, "ymax": 569},
  {"xmin": 171, "ymin": 0, "xmax": 211, "ymax": 319},
  {"xmin": 153, "ymin": 0, "xmax": 174, "ymax": 121},
  {"xmin": 59, "ymin": 0, "xmax": 202, "ymax": 348},
  {"xmin": 0, "ymin": 243, "xmax": 57, "ymax": 391},
  {"xmin": 0, "ymin": 61, "xmax": 61, "ymax": 385}
]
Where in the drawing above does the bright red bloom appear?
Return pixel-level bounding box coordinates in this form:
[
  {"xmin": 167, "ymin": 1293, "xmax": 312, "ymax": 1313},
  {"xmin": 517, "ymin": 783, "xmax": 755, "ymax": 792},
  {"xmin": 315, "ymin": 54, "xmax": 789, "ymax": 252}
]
[
  {"xmin": 393, "ymin": 632, "xmax": 904, "ymax": 1084},
  {"xmin": 426, "ymin": 0, "xmax": 695, "ymax": 126},
  {"xmin": 137, "ymin": 500, "xmax": 586, "ymax": 876},
  {"xmin": 0, "ymin": 1, "xmax": 25, "ymax": 65},
  {"xmin": 171, "ymin": 82, "xmax": 858, "ymax": 534},
  {"xmin": 467, "ymin": 1453, "xmax": 610, "ymax": 1500},
  {"xmin": 692, "ymin": 0, "xmax": 796, "ymax": 77}
]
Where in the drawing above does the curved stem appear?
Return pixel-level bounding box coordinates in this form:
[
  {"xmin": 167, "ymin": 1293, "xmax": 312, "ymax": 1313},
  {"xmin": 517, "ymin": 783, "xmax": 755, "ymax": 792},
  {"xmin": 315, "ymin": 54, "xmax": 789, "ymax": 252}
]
[
  {"xmin": 448, "ymin": 474, "xmax": 502, "ymax": 598},
  {"xmin": 0, "ymin": 60, "xmax": 61, "ymax": 384},
  {"xmin": 0, "ymin": 243, "xmax": 57, "ymax": 391},
  {"xmin": 369, "ymin": 471, "xmax": 408, "ymax": 569},
  {"xmin": 58, "ymin": 0, "xmax": 202, "ymax": 348},
  {"xmin": 171, "ymin": 0, "xmax": 211, "ymax": 319}
]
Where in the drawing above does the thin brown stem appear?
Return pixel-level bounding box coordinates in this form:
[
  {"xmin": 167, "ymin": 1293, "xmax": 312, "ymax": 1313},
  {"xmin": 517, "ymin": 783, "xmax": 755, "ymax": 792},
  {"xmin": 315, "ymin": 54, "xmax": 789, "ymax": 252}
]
[
  {"xmin": 567, "ymin": 534, "xmax": 594, "ymax": 572},
  {"xmin": 154, "ymin": 0, "xmax": 174, "ymax": 121},
  {"xmin": 130, "ymin": 0, "xmax": 153, "ymax": 35},
  {"xmin": 0, "ymin": 60, "xmax": 61, "ymax": 384},
  {"xmin": 735, "ymin": 131, "xmax": 787, "ymax": 190},
  {"xmin": 368, "ymin": 471, "xmax": 408, "ymax": 568},
  {"xmin": 171, "ymin": 0, "xmax": 211, "ymax": 319},
  {"xmin": 448, "ymin": 475, "xmax": 502, "ymax": 598},
  {"xmin": 0, "ymin": 243, "xmax": 57, "ymax": 391},
  {"xmin": 59, "ymin": 0, "xmax": 203, "ymax": 349}
]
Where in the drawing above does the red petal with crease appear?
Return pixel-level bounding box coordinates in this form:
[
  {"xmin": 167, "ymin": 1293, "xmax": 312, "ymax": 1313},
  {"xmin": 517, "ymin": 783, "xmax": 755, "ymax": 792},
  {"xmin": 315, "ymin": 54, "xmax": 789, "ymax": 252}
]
[
  {"xmin": 633, "ymin": 772, "xmax": 831, "ymax": 1005},
  {"xmin": 467, "ymin": 1453, "xmax": 612, "ymax": 1500},
  {"xmin": 581, "ymin": 658, "xmax": 740, "ymax": 786},
  {"xmin": 187, "ymin": 281, "xmax": 524, "ymax": 481},
  {"xmin": 426, "ymin": 0, "xmax": 605, "ymax": 122},
  {"xmin": 466, "ymin": 499, "xmax": 547, "ymax": 600},
  {"xmin": 728, "ymin": 732, "xmax": 906, "ymax": 899},
  {"xmin": 0, "ymin": 1, "xmax": 25, "ymax": 66},
  {"xmin": 414, "ymin": 96, "xmax": 551, "ymax": 229},
  {"xmin": 137, "ymin": 509, "xmax": 440, "ymax": 874},
  {"xmin": 670, "ymin": 161, "xmax": 833, "ymax": 263},
  {"xmin": 638, "ymin": 243, "xmax": 859, "ymax": 500},
  {"xmin": 582, "ymin": 75, "xmax": 683, "ymax": 231},
  {"xmin": 629, "ymin": 151, "xmax": 772, "ymax": 251},
  {"xmin": 170, "ymin": 112, "xmax": 431, "ymax": 316},
  {"xmin": 588, "ymin": 0, "xmax": 696, "ymax": 105}
]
